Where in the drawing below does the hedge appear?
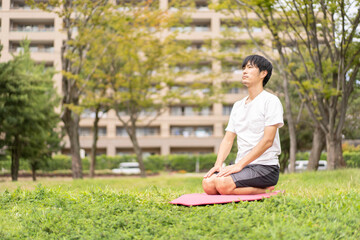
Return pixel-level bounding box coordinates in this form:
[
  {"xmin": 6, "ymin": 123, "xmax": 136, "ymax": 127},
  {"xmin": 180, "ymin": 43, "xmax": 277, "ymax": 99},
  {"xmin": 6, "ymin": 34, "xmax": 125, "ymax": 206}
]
[
  {"xmin": 343, "ymin": 151, "xmax": 360, "ymax": 168},
  {"xmin": 1, "ymin": 151, "xmax": 359, "ymax": 173}
]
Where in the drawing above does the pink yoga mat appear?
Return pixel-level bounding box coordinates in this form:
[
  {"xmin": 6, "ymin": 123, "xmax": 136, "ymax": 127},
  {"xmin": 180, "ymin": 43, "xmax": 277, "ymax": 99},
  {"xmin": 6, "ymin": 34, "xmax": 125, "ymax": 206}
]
[{"xmin": 169, "ymin": 190, "xmax": 282, "ymax": 206}]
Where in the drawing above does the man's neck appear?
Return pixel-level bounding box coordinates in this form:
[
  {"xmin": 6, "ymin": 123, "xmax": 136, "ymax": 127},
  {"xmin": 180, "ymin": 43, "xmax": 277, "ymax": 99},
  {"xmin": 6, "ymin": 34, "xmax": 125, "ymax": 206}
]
[{"xmin": 247, "ymin": 85, "xmax": 264, "ymax": 101}]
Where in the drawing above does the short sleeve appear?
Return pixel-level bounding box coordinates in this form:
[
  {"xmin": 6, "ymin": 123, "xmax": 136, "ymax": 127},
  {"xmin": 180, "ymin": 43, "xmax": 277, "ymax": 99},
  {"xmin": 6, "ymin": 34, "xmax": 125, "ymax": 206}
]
[
  {"xmin": 265, "ymin": 96, "xmax": 284, "ymax": 128},
  {"xmin": 225, "ymin": 103, "xmax": 236, "ymax": 133}
]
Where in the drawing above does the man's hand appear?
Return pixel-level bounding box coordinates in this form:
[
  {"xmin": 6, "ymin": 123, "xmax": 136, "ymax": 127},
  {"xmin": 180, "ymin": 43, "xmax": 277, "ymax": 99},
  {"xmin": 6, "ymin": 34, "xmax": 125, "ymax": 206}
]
[
  {"xmin": 217, "ymin": 164, "xmax": 243, "ymax": 177},
  {"xmin": 203, "ymin": 165, "xmax": 222, "ymax": 178}
]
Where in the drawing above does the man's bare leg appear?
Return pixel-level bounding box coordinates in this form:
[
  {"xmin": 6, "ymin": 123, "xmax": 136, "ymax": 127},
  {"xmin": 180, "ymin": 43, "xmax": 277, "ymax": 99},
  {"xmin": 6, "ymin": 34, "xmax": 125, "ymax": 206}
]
[
  {"xmin": 202, "ymin": 174, "xmax": 220, "ymax": 195},
  {"xmin": 215, "ymin": 176, "xmax": 274, "ymax": 195}
]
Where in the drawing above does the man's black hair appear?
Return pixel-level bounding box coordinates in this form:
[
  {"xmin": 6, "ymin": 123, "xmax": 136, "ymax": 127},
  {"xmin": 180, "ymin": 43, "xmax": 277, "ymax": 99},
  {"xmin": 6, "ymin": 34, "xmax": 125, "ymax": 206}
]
[{"xmin": 242, "ymin": 55, "xmax": 273, "ymax": 87}]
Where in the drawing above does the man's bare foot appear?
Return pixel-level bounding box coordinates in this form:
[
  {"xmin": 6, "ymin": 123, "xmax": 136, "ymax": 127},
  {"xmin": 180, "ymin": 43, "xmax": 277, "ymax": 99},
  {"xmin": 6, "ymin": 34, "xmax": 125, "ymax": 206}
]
[{"xmin": 266, "ymin": 186, "xmax": 275, "ymax": 192}]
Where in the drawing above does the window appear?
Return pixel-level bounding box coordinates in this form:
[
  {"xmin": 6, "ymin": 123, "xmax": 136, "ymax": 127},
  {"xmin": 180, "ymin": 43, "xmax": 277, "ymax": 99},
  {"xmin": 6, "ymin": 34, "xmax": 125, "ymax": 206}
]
[
  {"xmin": 172, "ymin": 62, "xmax": 212, "ymax": 74},
  {"xmin": 9, "ymin": 41, "xmax": 54, "ymax": 53},
  {"xmin": 98, "ymin": 127, "xmax": 107, "ymax": 137},
  {"xmin": 222, "ymin": 61, "xmax": 242, "ymax": 74},
  {"xmin": 79, "ymin": 127, "xmax": 91, "ymax": 136},
  {"xmin": 171, "ymin": 126, "xmax": 213, "ymax": 137},
  {"xmin": 223, "ymin": 105, "xmax": 233, "ymax": 115},
  {"xmin": 170, "ymin": 20, "xmax": 211, "ymax": 33},
  {"xmin": 170, "ymin": 106, "xmax": 212, "ymax": 116},
  {"xmin": 116, "ymin": 127, "xmax": 160, "ymax": 137},
  {"xmin": 81, "ymin": 109, "xmax": 107, "ymax": 118},
  {"xmin": 195, "ymin": 0, "xmax": 209, "ymax": 11},
  {"xmin": 10, "ymin": 20, "xmax": 54, "ymax": 32},
  {"xmin": 220, "ymin": 20, "xmax": 245, "ymax": 33},
  {"xmin": 185, "ymin": 41, "xmax": 209, "ymax": 52},
  {"xmin": 10, "ymin": 0, "xmax": 53, "ymax": 10},
  {"xmin": 194, "ymin": 22, "xmax": 211, "ymax": 32}
]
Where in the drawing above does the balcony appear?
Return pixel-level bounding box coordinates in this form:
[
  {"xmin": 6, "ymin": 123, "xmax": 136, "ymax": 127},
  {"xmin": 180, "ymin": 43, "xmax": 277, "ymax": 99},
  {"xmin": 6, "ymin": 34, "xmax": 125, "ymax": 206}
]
[
  {"xmin": 185, "ymin": 41, "xmax": 210, "ymax": 53},
  {"xmin": 170, "ymin": 126, "xmax": 213, "ymax": 137},
  {"xmin": 10, "ymin": 0, "xmax": 53, "ymax": 10},
  {"xmin": 116, "ymin": 0, "xmax": 159, "ymax": 11},
  {"xmin": 81, "ymin": 109, "xmax": 108, "ymax": 119},
  {"xmin": 220, "ymin": 20, "xmax": 263, "ymax": 35},
  {"xmin": 222, "ymin": 104, "xmax": 233, "ymax": 116},
  {"xmin": 169, "ymin": 0, "xmax": 210, "ymax": 12},
  {"xmin": 79, "ymin": 127, "xmax": 107, "ymax": 137},
  {"xmin": 172, "ymin": 61, "xmax": 212, "ymax": 74},
  {"xmin": 116, "ymin": 127, "xmax": 160, "ymax": 137},
  {"xmin": 222, "ymin": 61, "xmax": 242, "ymax": 74},
  {"xmin": 10, "ymin": 19, "xmax": 54, "ymax": 32},
  {"xmin": 170, "ymin": 106, "xmax": 213, "ymax": 116},
  {"xmin": 9, "ymin": 41, "xmax": 54, "ymax": 53},
  {"xmin": 170, "ymin": 19, "xmax": 211, "ymax": 33}
]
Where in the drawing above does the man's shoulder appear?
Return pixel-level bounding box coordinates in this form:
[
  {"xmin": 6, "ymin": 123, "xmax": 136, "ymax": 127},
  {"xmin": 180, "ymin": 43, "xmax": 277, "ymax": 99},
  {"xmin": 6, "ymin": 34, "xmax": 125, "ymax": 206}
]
[
  {"xmin": 233, "ymin": 96, "xmax": 247, "ymax": 106},
  {"xmin": 262, "ymin": 90, "xmax": 281, "ymax": 102}
]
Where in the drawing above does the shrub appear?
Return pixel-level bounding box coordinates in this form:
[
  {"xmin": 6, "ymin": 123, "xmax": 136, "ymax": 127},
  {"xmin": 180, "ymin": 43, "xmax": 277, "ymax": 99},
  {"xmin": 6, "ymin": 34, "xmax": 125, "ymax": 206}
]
[
  {"xmin": 144, "ymin": 155, "xmax": 165, "ymax": 173},
  {"xmin": 343, "ymin": 151, "xmax": 360, "ymax": 168},
  {"xmin": 45, "ymin": 155, "xmax": 72, "ymax": 171},
  {"xmin": 168, "ymin": 155, "xmax": 196, "ymax": 172}
]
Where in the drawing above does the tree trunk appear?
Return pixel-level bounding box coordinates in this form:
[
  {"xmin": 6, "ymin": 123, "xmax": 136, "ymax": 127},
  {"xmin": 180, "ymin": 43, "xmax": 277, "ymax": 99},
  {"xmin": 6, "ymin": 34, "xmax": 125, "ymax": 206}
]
[
  {"xmin": 62, "ymin": 108, "xmax": 83, "ymax": 179},
  {"xmin": 133, "ymin": 140, "xmax": 146, "ymax": 178},
  {"xmin": 127, "ymin": 127, "xmax": 146, "ymax": 178},
  {"xmin": 307, "ymin": 125, "xmax": 326, "ymax": 171},
  {"xmin": 90, "ymin": 108, "xmax": 100, "ymax": 178},
  {"xmin": 31, "ymin": 164, "xmax": 37, "ymax": 181},
  {"xmin": 326, "ymin": 133, "xmax": 346, "ymax": 170},
  {"xmin": 283, "ymin": 72, "xmax": 297, "ymax": 173},
  {"xmin": 11, "ymin": 135, "xmax": 20, "ymax": 182}
]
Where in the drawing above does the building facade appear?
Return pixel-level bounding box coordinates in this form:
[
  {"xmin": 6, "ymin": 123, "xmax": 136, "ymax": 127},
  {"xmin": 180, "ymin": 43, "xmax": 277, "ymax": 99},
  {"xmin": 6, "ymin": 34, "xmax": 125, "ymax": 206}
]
[{"xmin": 0, "ymin": 0, "xmax": 265, "ymax": 157}]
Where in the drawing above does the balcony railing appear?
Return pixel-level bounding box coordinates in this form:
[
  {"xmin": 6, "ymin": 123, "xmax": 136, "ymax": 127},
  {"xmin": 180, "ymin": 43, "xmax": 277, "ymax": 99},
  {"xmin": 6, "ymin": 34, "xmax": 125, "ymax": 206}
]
[
  {"xmin": 171, "ymin": 126, "xmax": 213, "ymax": 137},
  {"xmin": 10, "ymin": 0, "xmax": 54, "ymax": 10},
  {"xmin": 10, "ymin": 45, "xmax": 54, "ymax": 53},
  {"xmin": 10, "ymin": 24, "xmax": 54, "ymax": 32}
]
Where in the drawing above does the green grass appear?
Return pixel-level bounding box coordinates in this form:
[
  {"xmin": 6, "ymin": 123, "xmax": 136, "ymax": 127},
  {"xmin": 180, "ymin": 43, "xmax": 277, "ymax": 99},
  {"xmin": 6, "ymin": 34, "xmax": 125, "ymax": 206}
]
[{"xmin": 0, "ymin": 169, "xmax": 360, "ymax": 239}]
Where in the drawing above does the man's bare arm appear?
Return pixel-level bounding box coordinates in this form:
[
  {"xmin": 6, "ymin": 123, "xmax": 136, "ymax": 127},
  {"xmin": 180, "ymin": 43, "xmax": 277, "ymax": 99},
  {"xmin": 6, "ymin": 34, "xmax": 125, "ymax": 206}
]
[
  {"xmin": 217, "ymin": 125, "xmax": 278, "ymax": 177},
  {"xmin": 203, "ymin": 131, "xmax": 236, "ymax": 178}
]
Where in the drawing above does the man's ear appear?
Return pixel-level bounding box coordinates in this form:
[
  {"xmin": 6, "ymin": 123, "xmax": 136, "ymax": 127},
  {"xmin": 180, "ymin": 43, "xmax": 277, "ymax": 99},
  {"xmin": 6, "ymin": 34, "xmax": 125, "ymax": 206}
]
[{"xmin": 260, "ymin": 70, "xmax": 268, "ymax": 79}]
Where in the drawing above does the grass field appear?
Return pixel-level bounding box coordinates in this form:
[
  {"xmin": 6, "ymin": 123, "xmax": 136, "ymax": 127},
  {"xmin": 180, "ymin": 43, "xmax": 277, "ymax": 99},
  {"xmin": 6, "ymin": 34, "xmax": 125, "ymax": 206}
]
[{"xmin": 1, "ymin": 169, "xmax": 359, "ymax": 239}]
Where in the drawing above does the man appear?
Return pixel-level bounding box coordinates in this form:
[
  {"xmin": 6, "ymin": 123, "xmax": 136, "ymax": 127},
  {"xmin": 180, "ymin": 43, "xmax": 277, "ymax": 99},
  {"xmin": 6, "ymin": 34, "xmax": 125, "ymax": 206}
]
[{"xmin": 203, "ymin": 55, "xmax": 283, "ymax": 195}]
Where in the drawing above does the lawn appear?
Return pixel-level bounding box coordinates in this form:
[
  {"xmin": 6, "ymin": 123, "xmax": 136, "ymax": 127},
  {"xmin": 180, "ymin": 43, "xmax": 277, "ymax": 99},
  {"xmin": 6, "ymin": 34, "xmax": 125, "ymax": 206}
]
[{"xmin": 0, "ymin": 169, "xmax": 359, "ymax": 239}]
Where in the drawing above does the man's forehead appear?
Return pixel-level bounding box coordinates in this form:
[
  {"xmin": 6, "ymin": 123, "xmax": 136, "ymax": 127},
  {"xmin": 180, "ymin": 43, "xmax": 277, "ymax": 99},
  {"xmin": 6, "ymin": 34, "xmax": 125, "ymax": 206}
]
[{"xmin": 243, "ymin": 61, "xmax": 256, "ymax": 67}]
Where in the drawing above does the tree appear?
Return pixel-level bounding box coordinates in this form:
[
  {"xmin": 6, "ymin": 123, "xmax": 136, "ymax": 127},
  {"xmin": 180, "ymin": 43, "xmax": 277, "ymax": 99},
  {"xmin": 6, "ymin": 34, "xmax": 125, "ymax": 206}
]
[
  {"xmin": 29, "ymin": 0, "xmax": 112, "ymax": 178},
  {"xmin": 0, "ymin": 41, "xmax": 61, "ymax": 181},
  {"xmin": 343, "ymin": 79, "xmax": 360, "ymax": 139},
  {"xmin": 218, "ymin": 0, "xmax": 360, "ymax": 170},
  {"xmin": 212, "ymin": 0, "xmax": 299, "ymax": 172},
  {"xmin": 91, "ymin": 1, "xmax": 220, "ymax": 177}
]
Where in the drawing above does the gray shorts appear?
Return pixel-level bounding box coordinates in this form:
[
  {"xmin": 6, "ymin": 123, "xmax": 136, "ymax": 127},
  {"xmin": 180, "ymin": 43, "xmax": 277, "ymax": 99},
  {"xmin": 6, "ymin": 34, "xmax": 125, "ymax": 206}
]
[{"xmin": 230, "ymin": 164, "xmax": 279, "ymax": 189}]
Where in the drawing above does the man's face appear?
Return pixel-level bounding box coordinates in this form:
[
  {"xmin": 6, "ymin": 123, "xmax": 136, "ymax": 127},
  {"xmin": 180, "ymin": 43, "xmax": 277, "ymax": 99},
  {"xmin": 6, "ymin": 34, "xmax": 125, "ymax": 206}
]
[{"xmin": 241, "ymin": 62, "xmax": 267, "ymax": 88}]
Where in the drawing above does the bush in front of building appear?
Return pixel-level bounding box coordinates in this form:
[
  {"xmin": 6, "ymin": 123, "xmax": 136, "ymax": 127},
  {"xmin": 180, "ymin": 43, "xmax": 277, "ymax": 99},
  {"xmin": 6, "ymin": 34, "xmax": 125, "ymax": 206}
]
[
  {"xmin": 4, "ymin": 151, "xmax": 358, "ymax": 174},
  {"xmin": 167, "ymin": 154, "xmax": 224, "ymax": 172},
  {"xmin": 144, "ymin": 155, "xmax": 165, "ymax": 173},
  {"xmin": 343, "ymin": 151, "xmax": 360, "ymax": 168}
]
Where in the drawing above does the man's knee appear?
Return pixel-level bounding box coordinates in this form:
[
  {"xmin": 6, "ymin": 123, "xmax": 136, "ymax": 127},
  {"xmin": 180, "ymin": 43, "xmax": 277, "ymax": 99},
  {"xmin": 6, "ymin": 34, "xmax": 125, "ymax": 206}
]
[
  {"xmin": 202, "ymin": 177, "xmax": 218, "ymax": 195},
  {"xmin": 215, "ymin": 177, "xmax": 235, "ymax": 195}
]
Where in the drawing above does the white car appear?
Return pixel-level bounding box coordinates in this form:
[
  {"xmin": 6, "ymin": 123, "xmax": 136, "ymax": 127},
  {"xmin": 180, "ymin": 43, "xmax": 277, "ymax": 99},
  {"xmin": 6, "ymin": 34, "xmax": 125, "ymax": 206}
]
[
  {"xmin": 292, "ymin": 160, "xmax": 327, "ymax": 172},
  {"xmin": 112, "ymin": 162, "xmax": 141, "ymax": 175}
]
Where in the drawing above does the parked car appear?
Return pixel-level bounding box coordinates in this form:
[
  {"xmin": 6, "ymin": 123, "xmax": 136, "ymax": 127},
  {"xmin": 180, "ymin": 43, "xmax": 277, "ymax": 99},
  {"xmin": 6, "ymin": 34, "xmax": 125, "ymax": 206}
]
[
  {"xmin": 112, "ymin": 162, "xmax": 141, "ymax": 175},
  {"xmin": 287, "ymin": 160, "xmax": 327, "ymax": 172}
]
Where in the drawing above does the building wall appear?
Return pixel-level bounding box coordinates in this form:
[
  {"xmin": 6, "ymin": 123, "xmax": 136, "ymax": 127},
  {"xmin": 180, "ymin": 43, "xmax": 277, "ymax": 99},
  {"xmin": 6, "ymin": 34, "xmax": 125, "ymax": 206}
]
[{"xmin": 0, "ymin": 0, "xmax": 263, "ymax": 156}]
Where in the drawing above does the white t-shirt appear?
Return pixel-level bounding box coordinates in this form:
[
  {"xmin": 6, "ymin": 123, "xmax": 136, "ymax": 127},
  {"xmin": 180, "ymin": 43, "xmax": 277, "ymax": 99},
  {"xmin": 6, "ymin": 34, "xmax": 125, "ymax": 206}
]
[{"xmin": 225, "ymin": 90, "xmax": 284, "ymax": 166}]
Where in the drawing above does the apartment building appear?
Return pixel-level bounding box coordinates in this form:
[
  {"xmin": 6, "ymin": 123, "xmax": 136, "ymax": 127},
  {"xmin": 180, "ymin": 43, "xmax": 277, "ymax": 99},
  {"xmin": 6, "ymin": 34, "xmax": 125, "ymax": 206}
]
[{"xmin": 0, "ymin": 0, "xmax": 265, "ymax": 157}]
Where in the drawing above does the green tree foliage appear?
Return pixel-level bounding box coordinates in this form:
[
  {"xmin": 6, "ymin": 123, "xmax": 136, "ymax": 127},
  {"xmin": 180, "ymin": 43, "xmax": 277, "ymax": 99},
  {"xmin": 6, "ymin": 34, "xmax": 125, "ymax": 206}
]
[
  {"xmin": 28, "ymin": 0, "xmax": 112, "ymax": 179},
  {"xmin": 343, "ymin": 80, "xmax": 360, "ymax": 139},
  {"xmin": 83, "ymin": 1, "xmax": 220, "ymax": 177},
  {"xmin": 0, "ymin": 41, "xmax": 61, "ymax": 181},
  {"xmin": 217, "ymin": 0, "xmax": 360, "ymax": 170}
]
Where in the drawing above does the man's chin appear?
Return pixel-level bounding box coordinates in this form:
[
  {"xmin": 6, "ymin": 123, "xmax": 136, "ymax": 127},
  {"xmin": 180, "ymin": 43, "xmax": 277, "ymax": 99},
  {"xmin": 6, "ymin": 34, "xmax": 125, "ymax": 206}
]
[{"xmin": 241, "ymin": 81, "xmax": 249, "ymax": 87}]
